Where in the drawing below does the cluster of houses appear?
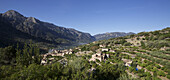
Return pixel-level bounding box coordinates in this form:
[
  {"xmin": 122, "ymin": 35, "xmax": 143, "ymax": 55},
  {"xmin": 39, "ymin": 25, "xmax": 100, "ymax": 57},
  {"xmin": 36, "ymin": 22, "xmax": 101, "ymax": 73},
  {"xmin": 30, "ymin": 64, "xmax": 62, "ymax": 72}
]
[
  {"xmin": 89, "ymin": 52, "xmax": 110, "ymax": 62},
  {"xmin": 41, "ymin": 47, "xmax": 115, "ymax": 65},
  {"xmin": 41, "ymin": 46, "xmax": 141, "ymax": 71},
  {"xmin": 41, "ymin": 49, "xmax": 73, "ymax": 65},
  {"xmin": 89, "ymin": 48, "xmax": 112, "ymax": 62}
]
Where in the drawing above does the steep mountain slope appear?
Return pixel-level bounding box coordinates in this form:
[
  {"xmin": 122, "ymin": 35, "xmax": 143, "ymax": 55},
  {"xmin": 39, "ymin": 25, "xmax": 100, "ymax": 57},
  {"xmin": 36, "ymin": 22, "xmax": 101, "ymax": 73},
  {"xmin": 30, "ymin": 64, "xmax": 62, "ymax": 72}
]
[
  {"xmin": 0, "ymin": 10, "xmax": 95, "ymax": 49},
  {"xmin": 94, "ymin": 32, "xmax": 135, "ymax": 41}
]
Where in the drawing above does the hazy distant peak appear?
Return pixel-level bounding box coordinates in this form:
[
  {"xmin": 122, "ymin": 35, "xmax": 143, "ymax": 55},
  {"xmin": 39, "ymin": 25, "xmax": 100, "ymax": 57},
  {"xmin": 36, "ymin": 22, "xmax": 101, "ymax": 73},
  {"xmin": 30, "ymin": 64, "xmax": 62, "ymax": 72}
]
[
  {"xmin": 94, "ymin": 32, "xmax": 135, "ymax": 41},
  {"xmin": 128, "ymin": 32, "xmax": 135, "ymax": 34}
]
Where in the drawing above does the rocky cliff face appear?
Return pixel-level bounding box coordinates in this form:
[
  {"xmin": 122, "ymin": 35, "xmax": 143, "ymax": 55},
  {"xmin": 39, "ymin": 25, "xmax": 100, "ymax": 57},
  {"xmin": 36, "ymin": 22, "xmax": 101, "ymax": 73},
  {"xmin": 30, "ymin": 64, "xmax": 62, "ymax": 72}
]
[{"xmin": 0, "ymin": 10, "xmax": 95, "ymax": 49}]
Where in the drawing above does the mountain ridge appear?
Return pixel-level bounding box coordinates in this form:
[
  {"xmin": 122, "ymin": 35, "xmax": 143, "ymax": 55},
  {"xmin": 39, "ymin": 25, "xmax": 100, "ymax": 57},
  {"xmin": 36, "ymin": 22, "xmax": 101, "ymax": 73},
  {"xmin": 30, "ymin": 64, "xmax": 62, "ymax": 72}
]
[
  {"xmin": 0, "ymin": 10, "xmax": 136, "ymax": 50},
  {"xmin": 0, "ymin": 10, "xmax": 95, "ymax": 50}
]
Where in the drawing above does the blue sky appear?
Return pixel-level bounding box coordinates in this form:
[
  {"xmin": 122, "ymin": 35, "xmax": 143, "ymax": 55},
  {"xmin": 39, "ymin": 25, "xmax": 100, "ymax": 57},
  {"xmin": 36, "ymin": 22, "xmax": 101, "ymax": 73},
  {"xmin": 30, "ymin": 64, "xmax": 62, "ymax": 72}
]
[{"xmin": 0, "ymin": 0, "xmax": 170, "ymax": 35}]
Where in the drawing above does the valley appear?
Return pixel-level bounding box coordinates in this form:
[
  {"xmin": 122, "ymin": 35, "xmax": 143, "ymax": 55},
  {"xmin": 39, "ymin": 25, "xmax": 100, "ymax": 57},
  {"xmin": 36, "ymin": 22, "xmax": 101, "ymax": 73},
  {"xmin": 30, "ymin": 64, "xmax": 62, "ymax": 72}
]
[{"xmin": 0, "ymin": 10, "xmax": 170, "ymax": 80}]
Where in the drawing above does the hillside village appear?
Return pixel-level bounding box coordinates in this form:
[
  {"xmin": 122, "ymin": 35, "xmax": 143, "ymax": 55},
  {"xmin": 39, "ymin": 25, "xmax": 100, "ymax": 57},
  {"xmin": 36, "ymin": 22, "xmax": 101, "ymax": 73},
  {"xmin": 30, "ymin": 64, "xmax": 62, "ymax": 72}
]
[
  {"xmin": 0, "ymin": 27, "xmax": 170, "ymax": 80},
  {"xmin": 41, "ymin": 48, "xmax": 111, "ymax": 65},
  {"xmin": 39, "ymin": 27, "xmax": 170, "ymax": 80}
]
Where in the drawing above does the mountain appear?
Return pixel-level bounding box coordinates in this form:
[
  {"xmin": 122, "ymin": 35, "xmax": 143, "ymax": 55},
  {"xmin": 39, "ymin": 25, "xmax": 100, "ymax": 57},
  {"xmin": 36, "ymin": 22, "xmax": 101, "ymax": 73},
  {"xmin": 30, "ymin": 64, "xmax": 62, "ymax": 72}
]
[
  {"xmin": 94, "ymin": 32, "xmax": 135, "ymax": 41},
  {"xmin": 0, "ymin": 10, "xmax": 95, "ymax": 50}
]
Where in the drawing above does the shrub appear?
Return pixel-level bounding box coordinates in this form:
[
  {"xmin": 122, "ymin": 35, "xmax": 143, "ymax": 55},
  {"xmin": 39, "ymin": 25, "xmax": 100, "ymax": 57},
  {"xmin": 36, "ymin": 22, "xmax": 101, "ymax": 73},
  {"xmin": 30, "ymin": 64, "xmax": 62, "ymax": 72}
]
[
  {"xmin": 161, "ymin": 67, "xmax": 165, "ymax": 70},
  {"xmin": 145, "ymin": 71, "xmax": 152, "ymax": 77},
  {"xmin": 140, "ymin": 41, "xmax": 145, "ymax": 49},
  {"xmin": 138, "ymin": 73, "xmax": 146, "ymax": 77},
  {"xmin": 136, "ymin": 37, "xmax": 140, "ymax": 40},
  {"xmin": 152, "ymin": 67, "xmax": 158, "ymax": 72},
  {"xmin": 153, "ymin": 72, "xmax": 157, "ymax": 77},
  {"xmin": 96, "ymin": 59, "xmax": 100, "ymax": 63},
  {"xmin": 146, "ymin": 65, "xmax": 153, "ymax": 71},
  {"xmin": 167, "ymin": 75, "xmax": 170, "ymax": 79},
  {"xmin": 152, "ymin": 77, "xmax": 161, "ymax": 80},
  {"xmin": 155, "ymin": 64, "xmax": 161, "ymax": 69},
  {"xmin": 129, "ymin": 67, "xmax": 134, "ymax": 72},
  {"xmin": 157, "ymin": 71, "xmax": 166, "ymax": 77},
  {"xmin": 124, "ymin": 42, "xmax": 132, "ymax": 46},
  {"xmin": 141, "ymin": 63, "xmax": 147, "ymax": 68}
]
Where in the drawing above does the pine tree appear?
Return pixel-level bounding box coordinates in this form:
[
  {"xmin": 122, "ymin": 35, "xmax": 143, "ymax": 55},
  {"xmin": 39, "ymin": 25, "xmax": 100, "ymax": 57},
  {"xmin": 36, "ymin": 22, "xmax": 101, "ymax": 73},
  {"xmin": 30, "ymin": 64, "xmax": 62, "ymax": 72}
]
[
  {"xmin": 33, "ymin": 44, "xmax": 41, "ymax": 64},
  {"xmin": 15, "ymin": 43, "xmax": 41, "ymax": 66},
  {"xmin": 16, "ymin": 43, "xmax": 21, "ymax": 65},
  {"xmin": 28, "ymin": 43, "xmax": 33, "ymax": 64}
]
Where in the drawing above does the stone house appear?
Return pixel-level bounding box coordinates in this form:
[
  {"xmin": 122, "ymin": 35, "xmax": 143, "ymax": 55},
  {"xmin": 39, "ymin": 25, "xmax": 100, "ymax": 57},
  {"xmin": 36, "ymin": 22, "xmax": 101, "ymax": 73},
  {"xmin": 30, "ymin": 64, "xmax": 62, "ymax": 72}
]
[
  {"xmin": 89, "ymin": 52, "xmax": 110, "ymax": 62},
  {"xmin": 122, "ymin": 59, "xmax": 132, "ymax": 67},
  {"xmin": 102, "ymin": 48, "xmax": 109, "ymax": 52},
  {"xmin": 41, "ymin": 59, "xmax": 47, "ymax": 65},
  {"xmin": 109, "ymin": 50, "xmax": 115, "ymax": 53},
  {"xmin": 137, "ymin": 65, "xmax": 142, "ymax": 69}
]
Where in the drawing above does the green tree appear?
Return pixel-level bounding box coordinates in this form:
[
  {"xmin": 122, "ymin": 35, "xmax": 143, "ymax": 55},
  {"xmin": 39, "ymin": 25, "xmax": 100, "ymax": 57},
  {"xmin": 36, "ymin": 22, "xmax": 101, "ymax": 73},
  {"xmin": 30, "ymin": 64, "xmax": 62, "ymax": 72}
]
[
  {"xmin": 129, "ymin": 67, "xmax": 134, "ymax": 72},
  {"xmin": 145, "ymin": 71, "xmax": 152, "ymax": 77},
  {"xmin": 157, "ymin": 71, "xmax": 166, "ymax": 77},
  {"xmin": 124, "ymin": 42, "xmax": 131, "ymax": 46},
  {"xmin": 153, "ymin": 71, "xmax": 157, "ymax": 77},
  {"xmin": 15, "ymin": 43, "xmax": 42, "ymax": 66},
  {"xmin": 140, "ymin": 41, "xmax": 145, "ymax": 49},
  {"xmin": 33, "ymin": 45, "xmax": 41, "ymax": 64},
  {"xmin": 167, "ymin": 75, "xmax": 170, "ymax": 79},
  {"xmin": 152, "ymin": 67, "xmax": 158, "ymax": 72},
  {"xmin": 146, "ymin": 65, "xmax": 153, "ymax": 71},
  {"xmin": 0, "ymin": 46, "xmax": 16, "ymax": 65}
]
